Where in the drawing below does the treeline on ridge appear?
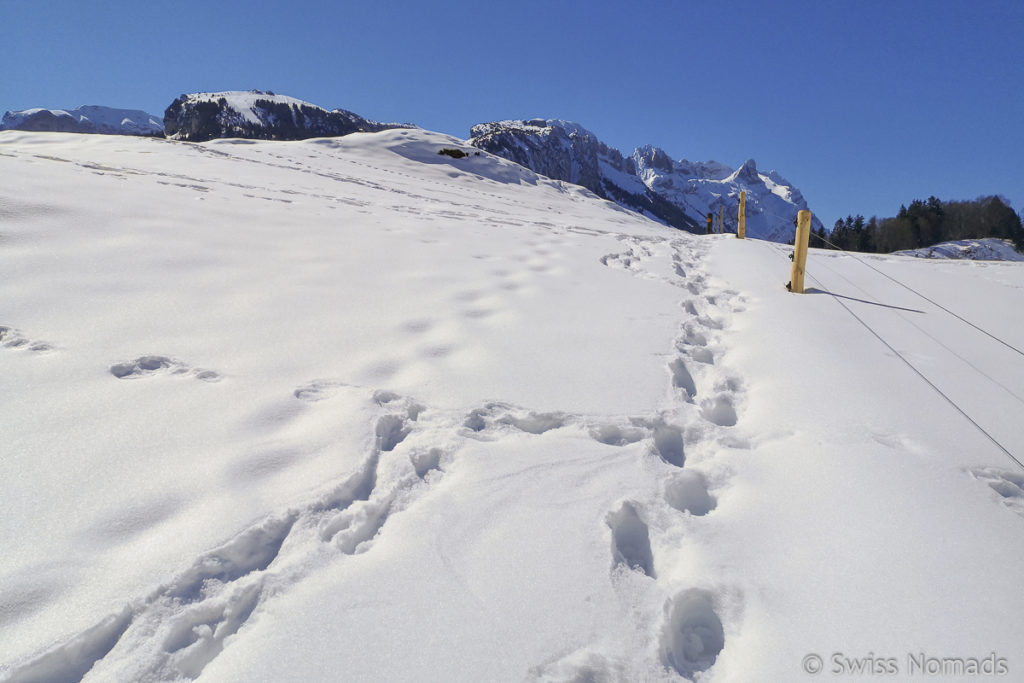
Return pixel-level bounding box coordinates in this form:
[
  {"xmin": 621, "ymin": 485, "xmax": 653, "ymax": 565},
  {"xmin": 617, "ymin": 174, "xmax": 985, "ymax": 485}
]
[{"xmin": 817, "ymin": 195, "xmax": 1024, "ymax": 253}]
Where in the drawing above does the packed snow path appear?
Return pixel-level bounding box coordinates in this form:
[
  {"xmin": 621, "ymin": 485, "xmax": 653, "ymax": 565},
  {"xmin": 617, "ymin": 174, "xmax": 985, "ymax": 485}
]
[{"xmin": 2, "ymin": 130, "xmax": 1023, "ymax": 681}]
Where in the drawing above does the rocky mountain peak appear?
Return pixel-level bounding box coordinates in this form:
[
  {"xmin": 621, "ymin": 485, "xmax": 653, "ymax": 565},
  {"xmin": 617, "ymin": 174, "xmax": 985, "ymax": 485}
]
[
  {"xmin": 730, "ymin": 158, "xmax": 760, "ymax": 184},
  {"xmin": 470, "ymin": 121, "xmax": 821, "ymax": 242},
  {"xmin": 634, "ymin": 145, "xmax": 674, "ymax": 173}
]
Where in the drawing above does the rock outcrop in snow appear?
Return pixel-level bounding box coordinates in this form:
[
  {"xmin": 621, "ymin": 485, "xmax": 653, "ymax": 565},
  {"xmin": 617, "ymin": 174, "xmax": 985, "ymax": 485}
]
[
  {"xmin": 0, "ymin": 105, "xmax": 164, "ymax": 136},
  {"xmin": 163, "ymin": 91, "xmax": 411, "ymax": 142},
  {"xmin": 470, "ymin": 119, "xmax": 823, "ymax": 242}
]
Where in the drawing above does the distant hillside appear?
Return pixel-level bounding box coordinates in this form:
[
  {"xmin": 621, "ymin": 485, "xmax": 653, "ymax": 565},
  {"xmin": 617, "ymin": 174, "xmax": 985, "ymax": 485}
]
[{"xmin": 0, "ymin": 105, "xmax": 163, "ymax": 136}]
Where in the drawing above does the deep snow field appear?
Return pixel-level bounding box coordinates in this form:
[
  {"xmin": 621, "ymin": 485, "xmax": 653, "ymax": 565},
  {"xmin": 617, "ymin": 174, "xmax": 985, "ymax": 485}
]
[{"xmin": 1, "ymin": 128, "xmax": 1023, "ymax": 682}]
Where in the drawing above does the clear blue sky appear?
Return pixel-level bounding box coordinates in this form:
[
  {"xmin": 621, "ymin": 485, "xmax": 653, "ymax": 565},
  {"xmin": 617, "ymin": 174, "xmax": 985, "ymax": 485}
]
[{"xmin": 3, "ymin": 0, "xmax": 1022, "ymax": 228}]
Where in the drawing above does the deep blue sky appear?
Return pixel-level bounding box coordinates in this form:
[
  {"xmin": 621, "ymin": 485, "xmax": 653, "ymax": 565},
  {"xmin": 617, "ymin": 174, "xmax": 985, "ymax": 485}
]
[{"xmin": 3, "ymin": 0, "xmax": 1022, "ymax": 228}]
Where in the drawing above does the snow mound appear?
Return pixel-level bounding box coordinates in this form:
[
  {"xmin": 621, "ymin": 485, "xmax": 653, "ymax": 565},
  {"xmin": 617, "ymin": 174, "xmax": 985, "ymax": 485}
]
[{"xmin": 893, "ymin": 237, "xmax": 1024, "ymax": 261}]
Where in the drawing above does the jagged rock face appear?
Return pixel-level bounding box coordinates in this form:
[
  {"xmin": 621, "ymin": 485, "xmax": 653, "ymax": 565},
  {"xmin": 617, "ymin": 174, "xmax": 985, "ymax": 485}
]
[
  {"xmin": 638, "ymin": 153, "xmax": 825, "ymax": 243},
  {"xmin": 164, "ymin": 91, "xmax": 409, "ymax": 142},
  {"xmin": 469, "ymin": 120, "xmax": 602, "ymax": 193},
  {"xmin": 1, "ymin": 106, "xmax": 164, "ymax": 136},
  {"xmin": 635, "ymin": 145, "xmax": 674, "ymax": 173},
  {"xmin": 470, "ymin": 120, "xmax": 699, "ymax": 232},
  {"xmin": 470, "ymin": 119, "xmax": 821, "ymax": 242}
]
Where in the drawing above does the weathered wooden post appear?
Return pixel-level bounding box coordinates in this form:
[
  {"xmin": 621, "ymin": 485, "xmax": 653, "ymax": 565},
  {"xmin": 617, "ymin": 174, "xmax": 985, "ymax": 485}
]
[
  {"xmin": 737, "ymin": 191, "xmax": 746, "ymax": 239},
  {"xmin": 706, "ymin": 213, "xmax": 713, "ymax": 234},
  {"xmin": 717, "ymin": 206, "xmax": 725, "ymax": 234},
  {"xmin": 789, "ymin": 210, "xmax": 812, "ymax": 293}
]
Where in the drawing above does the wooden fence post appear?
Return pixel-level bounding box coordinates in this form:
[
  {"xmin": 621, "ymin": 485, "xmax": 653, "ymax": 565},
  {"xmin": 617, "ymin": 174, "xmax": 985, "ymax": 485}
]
[
  {"xmin": 789, "ymin": 210, "xmax": 812, "ymax": 293},
  {"xmin": 737, "ymin": 191, "xmax": 746, "ymax": 239},
  {"xmin": 717, "ymin": 206, "xmax": 724, "ymax": 234},
  {"xmin": 706, "ymin": 213, "xmax": 713, "ymax": 234}
]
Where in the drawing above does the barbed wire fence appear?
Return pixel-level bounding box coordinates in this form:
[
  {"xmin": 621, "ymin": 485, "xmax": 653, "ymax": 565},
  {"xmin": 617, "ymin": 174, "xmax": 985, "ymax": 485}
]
[{"xmin": 754, "ymin": 234, "xmax": 1024, "ymax": 472}]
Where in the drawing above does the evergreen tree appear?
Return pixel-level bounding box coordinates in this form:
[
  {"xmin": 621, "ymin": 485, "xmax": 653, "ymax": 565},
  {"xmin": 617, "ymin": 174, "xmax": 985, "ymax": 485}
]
[{"xmin": 830, "ymin": 195, "xmax": 1023, "ymax": 255}]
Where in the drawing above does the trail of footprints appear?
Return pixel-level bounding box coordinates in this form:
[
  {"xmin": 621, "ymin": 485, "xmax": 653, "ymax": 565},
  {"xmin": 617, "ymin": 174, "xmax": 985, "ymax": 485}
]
[
  {"xmin": 9, "ymin": 382, "xmax": 733, "ymax": 680},
  {"xmin": 7, "ymin": 390, "xmax": 434, "ymax": 682},
  {"xmin": 583, "ymin": 238, "xmax": 748, "ymax": 681},
  {"xmin": 7, "ymin": 224, "xmax": 1021, "ymax": 681},
  {"xmin": 6, "ymin": 238, "xmax": 747, "ymax": 682}
]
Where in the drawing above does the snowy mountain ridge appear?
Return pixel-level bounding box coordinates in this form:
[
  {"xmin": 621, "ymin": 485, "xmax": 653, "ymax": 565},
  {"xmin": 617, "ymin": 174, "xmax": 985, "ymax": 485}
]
[
  {"xmin": 1, "ymin": 93, "xmax": 819, "ymax": 243},
  {"xmin": 0, "ymin": 105, "xmax": 163, "ymax": 136},
  {"xmin": 163, "ymin": 91, "xmax": 412, "ymax": 142},
  {"xmin": 470, "ymin": 118, "xmax": 824, "ymax": 242}
]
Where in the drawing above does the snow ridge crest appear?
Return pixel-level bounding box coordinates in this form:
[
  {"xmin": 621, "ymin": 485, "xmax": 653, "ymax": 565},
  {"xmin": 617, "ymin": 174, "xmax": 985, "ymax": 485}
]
[{"xmin": 0, "ymin": 105, "xmax": 164, "ymax": 136}]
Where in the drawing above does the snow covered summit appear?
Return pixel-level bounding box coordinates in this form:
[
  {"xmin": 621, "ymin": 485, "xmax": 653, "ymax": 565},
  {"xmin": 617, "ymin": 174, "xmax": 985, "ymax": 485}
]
[
  {"xmin": 0, "ymin": 105, "xmax": 163, "ymax": 136},
  {"xmin": 470, "ymin": 119, "xmax": 823, "ymax": 242},
  {"xmin": 163, "ymin": 90, "xmax": 411, "ymax": 142}
]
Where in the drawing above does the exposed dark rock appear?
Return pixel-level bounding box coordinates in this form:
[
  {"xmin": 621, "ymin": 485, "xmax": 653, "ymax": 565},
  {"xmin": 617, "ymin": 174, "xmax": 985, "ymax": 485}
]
[
  {"xmin": 469, "ymin": 119, "xmax": 822, "ymax": 242},
  {"xmin": 163, "ymin": 91, "xmax": 412, "ymax": 142},
  {"xmin": 469, "ymin": 120, "xmax": 701, "ymax": 232}
]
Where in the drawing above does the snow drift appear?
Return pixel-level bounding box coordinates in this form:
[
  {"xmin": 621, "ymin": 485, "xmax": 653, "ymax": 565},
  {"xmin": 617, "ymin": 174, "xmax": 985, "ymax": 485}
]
[{"xmin": 893, "ymin": 237, "xmax": 1024, "ymax": 261}]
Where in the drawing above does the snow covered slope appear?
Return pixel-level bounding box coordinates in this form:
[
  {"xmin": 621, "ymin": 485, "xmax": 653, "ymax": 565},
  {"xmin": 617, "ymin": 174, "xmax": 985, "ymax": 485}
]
[
  {"xmin": 163, "ymin": 91, "xmax": 410, "ymax": 142},
  {"xmin": 893, "ymin": 237, "xmax": 1024, "ymax": 261},
  {"xmin": 469, "ymin": 119, "xmax": 823, "ymax": 242},
  {"xmin": 1, "ymin": 128, "xmax": 1023, "ymax": 682},
  {"xmin": 0, "ymin": 106, "xmax": 163, "ymax": 136}
]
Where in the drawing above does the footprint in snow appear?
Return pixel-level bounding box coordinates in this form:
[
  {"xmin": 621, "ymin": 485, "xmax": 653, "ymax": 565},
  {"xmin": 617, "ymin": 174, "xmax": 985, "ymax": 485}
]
[
  {"xmin": 661, "ymin": 589, "xmax": 725, "ymax": 678},
  {"xmin": 110, "ymin": 355, "xmax": 220, "ymax": 382},
  {"xmin": 589, "ymin": 422, "xmax": 647, "ymax": 447},
  {"xmin": 463, "ymin": 402, "xmax": 570, "ymax": 436},
  {"xmin": 651, "ymin": 422, "xmax": 686, "ymax": 468},
  {"xmin": 0, "ymin": 326, "xmax": 55, "ymax": 353},
  {"xmin": 700, "ymin": 394, "xmax": 737, "ymax": 427},
  {"xmin": 665, "ymin": 470, "xmax": 716, "ymax": 516},
  {"xmin": 293, "ymin": 379, "xmax": 348, "ymax": 402},
  {"xmin": 607, "ymin": 501, "xmax": 655, "ymax": 578},
  {"xmin": 669, "ymin": 357, "xmax": 697, "ymax": 399},
  {"xmin": 971, "ymin": 467, "xmax": 1024, "ymax": 517}
]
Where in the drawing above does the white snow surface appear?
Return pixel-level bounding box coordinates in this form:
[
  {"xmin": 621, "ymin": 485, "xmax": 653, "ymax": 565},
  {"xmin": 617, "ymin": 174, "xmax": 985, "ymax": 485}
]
[
  {"xmin": 2, "ymin": 128, "xmax": 1024, "ymax": 682},
  {"xmin": 893, "ymin": 237, "xmax": 1024, "ymax": 262},
  {"xmin": 177, "ymin": 91, "xmax": 325, "ymax": 125},
  {"xmin": 0, "ymin": 106, "xmax": 163, "ymax": 135}
]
